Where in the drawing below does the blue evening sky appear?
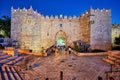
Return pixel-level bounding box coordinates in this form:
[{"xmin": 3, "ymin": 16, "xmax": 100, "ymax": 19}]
[{"xmin": 0, "ymin": 0, "xmax": 120, "ymax": 24}]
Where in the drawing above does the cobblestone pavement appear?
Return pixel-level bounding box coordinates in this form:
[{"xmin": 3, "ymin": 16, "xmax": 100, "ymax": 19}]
[{"xmin": 24, "ymin": 52, "xmax": 111, "ymax": 80}]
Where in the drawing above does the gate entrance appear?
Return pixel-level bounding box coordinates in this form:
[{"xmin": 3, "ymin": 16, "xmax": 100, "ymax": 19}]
[
  {"xmin": 57, "ymin": 37, "xmax": 65, "ymax": 46},
  {"xmin": 56, "ymin": 30, "xmax": 67, "ymax": 47}
]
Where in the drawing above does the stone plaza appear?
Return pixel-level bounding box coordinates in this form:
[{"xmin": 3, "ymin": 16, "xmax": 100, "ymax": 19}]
[
  {"xmin": 0, "ymin": 49, "xmax": 120, "ymax": 80},
  {"xmin": 23, "ymin": 52, "xmax": 110, "ymax": 80}
]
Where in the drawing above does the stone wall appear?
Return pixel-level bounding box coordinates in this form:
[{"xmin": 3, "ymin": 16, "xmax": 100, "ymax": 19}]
[
  {"xmin": 11, "ymin": 7, "xmax": 80, "ymax": 52},
  {"xmin": 11, "ymin": 6, "xmax": 112, "ymax": 52},
  {"xmin": 40, "ymin": 15, "xmax": 80, "ymax": 49},
  {"xmin": 79, "ymin": 11, "xmax": 90, "ymax": 44},
  {"xmin": 11, "ymin": 7, "xmax": 42, "ymax": 52},
  {"xmin": 90, "ymin": 8, "xmax": 112, "ymax": 50}
]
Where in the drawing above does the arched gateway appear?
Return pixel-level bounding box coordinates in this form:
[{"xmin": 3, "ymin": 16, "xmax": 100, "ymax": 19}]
[{"xmin": 55, "ymin": 30, "xmax": 67, "ymax": 47}]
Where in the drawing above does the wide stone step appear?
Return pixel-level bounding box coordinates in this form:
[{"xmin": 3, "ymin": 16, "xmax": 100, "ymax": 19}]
[
  {"xmin": 108, "ymin": 56, "xmax": 116, "ymax": 61},
  {"xmin": 13, "ymin": 67, "xmax": 23, "ymax": 80},
  {"xmin": 0, "ymin": 72, "xmax": 2, "ymax": 80},
  {"xmin": 116, "ymin": 60, "xmax": 120, "ymax": 64},
  {"xmin": 10, "ymin": 67, "xmax": 22, "ymax": 80},
  {"xmin": 7, "ymin": 56, "xmax": 24, "ymax": 66},
  {"xmin": 0, "ymin": 53, "xmax": 7, "ymax": 56},
  {"xmin": 0, "ymin": 56, "xmax": 18, "ymax": 65},
  {"xmin": 5, "ymin": 66, "xmax": 16, "ymax": 80},
  {"xmin": 102, "ymin": 58, "xmax": 115, "ymax": 65},
  {"xmin": 113, "ymin": 55, "xmax": 120, "ymax": 59},
  {"xmin": 0, "ymin": 66, "xmax": 5, "ymax": 80},
  {"xmin": 0, "ymin": 66, "xmax": 23, "ymax": 80},
  {"xmin": 0, "ymin": 55, "xmax": 11, "ymax": 60},
  {"xmin": 1, "ymin": 66, "xmax": 9, "ymax": 80}
]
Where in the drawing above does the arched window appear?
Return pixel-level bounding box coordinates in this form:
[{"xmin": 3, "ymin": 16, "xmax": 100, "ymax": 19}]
[{"xmin": 60, "ymin": 23, "xmax": 62, "ymax": 28}]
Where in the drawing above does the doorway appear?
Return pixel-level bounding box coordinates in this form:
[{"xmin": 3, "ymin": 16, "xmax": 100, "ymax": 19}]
[{"xmin": 55, "ymin": 30, "xmax": 67, "ymax": 47}]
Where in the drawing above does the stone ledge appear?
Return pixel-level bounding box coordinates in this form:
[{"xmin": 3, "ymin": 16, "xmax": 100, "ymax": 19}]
[
  {"xmin": 2, "ymin": 47, "xmax": 15, "ymax": 56},
  {"xmin": 18, "ymin": 49, "xmax": 46, "ymax": 56},
  {"xmin": 73, "ymin": 50, "xmax": 120, "ymax": 57},
  {"xmin": 73, "ymin": 52, "xmax": 107, "ymax": 56}
]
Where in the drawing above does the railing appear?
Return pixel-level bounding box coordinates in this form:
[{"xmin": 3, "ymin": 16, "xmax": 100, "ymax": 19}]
[{"xmin": 105, "ymin": 70, "xmax": 120, "ymax": 80}]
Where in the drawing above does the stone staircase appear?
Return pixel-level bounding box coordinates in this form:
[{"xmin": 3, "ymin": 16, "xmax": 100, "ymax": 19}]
[
  {"xmin": 0, "ymin": 66, "xmax": 23, "ymax": 80},
  {"xmin": 0, "ymin": 52, "xmax": 25, "ymax": 66},
  {"xmin": 102, "ymin": 54, "xmax": 120, "ymax": 68},
  {"xmin": 0, "ymin": 52, "xmax": 28, "ymax": 80}
]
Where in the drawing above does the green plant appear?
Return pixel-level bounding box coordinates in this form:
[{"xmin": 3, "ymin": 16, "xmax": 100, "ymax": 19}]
[
  {"xmin": 0, "ymin": 16, "xmax": 11, "ymax": 37},
  {"xmin": 0, "ymin": 34, "xmax": 5, "ymax": 38},
  {"xmin": 74, "ymin": 45, "xmax": 81, "ymax": 52}
]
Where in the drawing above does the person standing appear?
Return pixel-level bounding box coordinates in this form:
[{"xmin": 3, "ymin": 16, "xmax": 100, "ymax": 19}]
[{"xmin": 68, "ymin": 46, "xmax": 72, "ymax": 54}]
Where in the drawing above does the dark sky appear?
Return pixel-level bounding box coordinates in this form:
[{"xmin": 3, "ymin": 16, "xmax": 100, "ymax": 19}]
[{"xmin": 0, "ymin": 0, "xmax": 120, "ymax": 23}]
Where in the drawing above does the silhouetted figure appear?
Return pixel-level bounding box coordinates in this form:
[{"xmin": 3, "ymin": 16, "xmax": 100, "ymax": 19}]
[
  {"xmin": 109, "ymin": 77, "xmax": 114, "ymax": 80},
  {"xmin": 72, "ymin": 77, "xmax": 77, "ymax": 80},
  {"xmin": 45, "ymin": 78, "xmax": 49, "ymax": 80},
  {"xmin": 0, "ymin": 44, "xmax": 4, "ymax": 49},
  {"xmin": 60, "ymin": 71, "xmax": 63, "ymax": 80},
  {"xmin": 98, "ymin": 76, "xmax": 102, "ymax": 80}
]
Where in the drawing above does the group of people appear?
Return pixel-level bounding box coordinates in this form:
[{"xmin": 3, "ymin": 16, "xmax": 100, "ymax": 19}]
[
  {"xmin": 53, "ymin": 46, "xmax": 73, "ymax": 56},
  {"xmin": 41, "ymin": 45, "xmax": 73, "ymax": 56}
]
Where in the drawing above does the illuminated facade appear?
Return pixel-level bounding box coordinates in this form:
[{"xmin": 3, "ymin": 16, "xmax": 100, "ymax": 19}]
[
  {"xmin": 112, "ymin": 24, "xmax": 120, "ymax": 45},
  {"xmin": 11, "ymin": 6, "xmax": 112, "ymax": 52}
]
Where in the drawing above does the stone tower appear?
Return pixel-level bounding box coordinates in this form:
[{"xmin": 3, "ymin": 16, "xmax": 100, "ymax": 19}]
[
  {"xmin": 79, "ymin": 7, "xmax": 112, "ymax": 50},
  {"xmin": 11, "ymin": 6, "xmax": 42, "ymax": 52},
  {"xmin": 90, "ymin": 8, "xmax": 112, "ymax": 50}
]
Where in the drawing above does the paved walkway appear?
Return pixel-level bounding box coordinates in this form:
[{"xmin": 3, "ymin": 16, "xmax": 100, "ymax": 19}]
[{"xmin": 23, "ymin": 52, "xmax": 111, "ymax": 80}]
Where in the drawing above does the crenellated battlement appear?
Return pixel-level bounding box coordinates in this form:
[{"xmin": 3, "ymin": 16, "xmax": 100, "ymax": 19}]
[
  {"xmin": 11, "ymin": 6, "xmax": 111, "ymax": 22},
  {"xmin": 11, "ymin": 6, "xmax": 41, "ymax": 17},
  {"xmin": 90, "ymin": 7, "xmax": 111, "ymax": 14},
  {"xmin": 11, "ymin": 6, "xmax": 79, "ymax": 21}
]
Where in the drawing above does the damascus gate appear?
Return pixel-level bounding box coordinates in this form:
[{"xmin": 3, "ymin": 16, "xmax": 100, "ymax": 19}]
[{"xmin": 11, "ymin": 6, "xmax": 112, "ymax": 52}]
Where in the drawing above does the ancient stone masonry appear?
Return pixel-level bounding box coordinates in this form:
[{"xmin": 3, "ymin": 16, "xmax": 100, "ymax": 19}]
[
  {"xmin": 11, "ymin": 6, "xmax": 112, "ymax": 52},
  {"xmin": 79, "ymin": 11, "xmax": 90, "ymax": 43},
  {"xmin": 79, "ymin": 8, "xmax": 112, "ymax": 50},
  {"xmin": 89, "ymin": 8, "xmax": 112, "ymax": 50},
  {"xmin": 112, "ymin": 24, "xmax": 120, "ymax": 46}
]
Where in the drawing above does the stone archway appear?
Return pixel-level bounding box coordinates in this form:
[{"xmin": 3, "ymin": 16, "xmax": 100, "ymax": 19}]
[{"xmin": 55, "ymin": 30, "xmax": 67, "ymax": 47}]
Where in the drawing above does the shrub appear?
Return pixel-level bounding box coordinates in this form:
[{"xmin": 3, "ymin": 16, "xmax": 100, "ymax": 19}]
[
  {"xmin": 0, "ymin": 34, "xmax": 5, "ymax": 38},
  {"xmin": 73, "ymin": 45, "xmax": 81, "ymax": 52},
  {"xmin": 112, "ymin": 46, "xmax": 120, "ymax": 50},
  {"xmin": 114, "ymin": 36, "xmax": 120, "ymax": 45}
]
